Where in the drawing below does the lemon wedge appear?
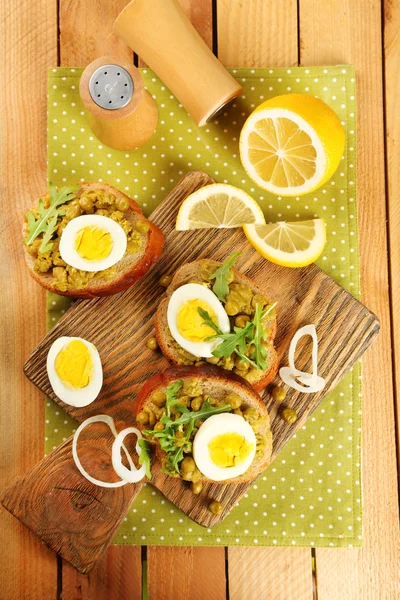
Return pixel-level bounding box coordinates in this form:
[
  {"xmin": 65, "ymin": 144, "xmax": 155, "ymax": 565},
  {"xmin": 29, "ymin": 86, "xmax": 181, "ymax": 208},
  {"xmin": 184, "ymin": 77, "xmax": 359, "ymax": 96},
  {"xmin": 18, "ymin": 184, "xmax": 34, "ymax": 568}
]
[
  {"xmin": 243, "ymin": 219, "xmax": 326, "ymax": 267},
  {"xmin": 176, "ymin": 183, "xmax": 265, "ymax": 230},
  {"xmin": 240, "ymin": 94, "xmax": 345, "ymax": 196}
]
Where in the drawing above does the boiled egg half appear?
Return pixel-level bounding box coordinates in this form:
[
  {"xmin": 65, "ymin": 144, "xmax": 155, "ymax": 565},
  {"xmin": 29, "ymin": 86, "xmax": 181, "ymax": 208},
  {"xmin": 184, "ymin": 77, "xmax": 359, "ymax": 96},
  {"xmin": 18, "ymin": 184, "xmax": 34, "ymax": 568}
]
[
  {"xmin": 193, "ymin": 413, "xmax": 256, "ymax": 481},
  {"xmin": 59, "ymin": 214, "xmax": 127, "ymax": 272},
  {"xmin": 47, "ymin": 336, "xmax": 103, "ymax": 407},
  {"xmin": 167, "ymin": 283, "xmax": 230, "ymax": 358}
]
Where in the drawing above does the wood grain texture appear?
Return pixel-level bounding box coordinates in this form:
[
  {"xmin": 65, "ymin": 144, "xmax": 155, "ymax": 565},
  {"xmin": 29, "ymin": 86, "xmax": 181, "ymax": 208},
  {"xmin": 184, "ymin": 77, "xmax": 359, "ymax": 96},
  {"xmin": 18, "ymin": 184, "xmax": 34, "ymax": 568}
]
[
  {"xmin": 62, "ymin": 546, "xmax": 142, "ymax": 600},
  {"xmin": 147, "ymin": 547, "xmax": 226, "ymax": 600},
  {"xmin": 143, "ymin": 6, "xmax": 220, "ymax": 598},
  {"xmin": 0, "ymin": 0, "xmax": 59, "ymax": 598},
  {"xmin": 217, "ymin": 0, "xmax": 298, "ymax": 68},
  {"xmin": 137, "ymin": 0, "xmax": 213, "ymax": 68},
  {"xmin": 2, "ymin": 426, "xmax": 144, "ymax": 574},
  {"xmin": 228, "ymin": 547, "xmax": 313, "ymax": 600},
  {"xmin": 300, "ymin": 0, "xmax": 400, "ymax": 597},
  {"xmin": 60, "ymin": 0, "xmax": 132, "ymax": 66},
  {"xmin": 2, "ymin": 170, "xmax": 379, "ymax": 572},
  {"xmin": 216, "ymin": 1, "xmax": 312, "ymax": 598},
  {"xmin": 384, "ymin": 0, "xmax": 400, "ymax": 468}
]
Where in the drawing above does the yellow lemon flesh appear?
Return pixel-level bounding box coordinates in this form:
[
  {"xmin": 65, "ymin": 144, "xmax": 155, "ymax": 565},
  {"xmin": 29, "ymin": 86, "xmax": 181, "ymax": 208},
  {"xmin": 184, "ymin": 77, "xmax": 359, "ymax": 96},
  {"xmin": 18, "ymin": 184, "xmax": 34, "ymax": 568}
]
[
  {"xmin": 175, "ymin": 183, "xmax": 265, "ymax": 231},
  {"xmin": 177, "ymin": 299, "xmax": 217, "ymax": 342},
  {"xmin": 243, "ymin": 219, "xmax": 326, "ymax": 268},
  {"xmin": 240, "ymin": 94, "xmax": 345, "ymax": 196},
  {"xmin": 55, "ymin": 339, "xmax": 94, "ymax": 389},
  {"xmin": 209, "ymin": 433, "xmax": 254, "ymax": 468},
  {"xmin": 75, "ymin": 226, "xmax": 113, "ymax": 261}
]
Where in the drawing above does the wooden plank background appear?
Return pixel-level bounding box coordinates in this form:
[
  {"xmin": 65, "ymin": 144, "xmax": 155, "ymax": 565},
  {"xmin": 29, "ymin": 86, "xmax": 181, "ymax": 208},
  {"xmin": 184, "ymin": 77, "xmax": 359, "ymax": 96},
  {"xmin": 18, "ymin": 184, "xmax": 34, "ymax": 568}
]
[{"xmin": 1, "ymin": 0, "xmax": 399, "ymax": 599}]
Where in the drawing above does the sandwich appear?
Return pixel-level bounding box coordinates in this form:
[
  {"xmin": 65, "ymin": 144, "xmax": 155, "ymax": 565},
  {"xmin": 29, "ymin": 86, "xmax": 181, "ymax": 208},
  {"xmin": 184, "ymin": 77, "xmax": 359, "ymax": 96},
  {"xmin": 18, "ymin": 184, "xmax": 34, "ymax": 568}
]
[
  {"xmin": 23, "ymin": 182, "xmax": 164, "ymax": 298},
  {"xmin": 155, "ymin": 254, "xmax": 278, "ymax": 392},
  {"xmin": 136, "ymin": 364, "xmax": 273, "ymax": 487}
]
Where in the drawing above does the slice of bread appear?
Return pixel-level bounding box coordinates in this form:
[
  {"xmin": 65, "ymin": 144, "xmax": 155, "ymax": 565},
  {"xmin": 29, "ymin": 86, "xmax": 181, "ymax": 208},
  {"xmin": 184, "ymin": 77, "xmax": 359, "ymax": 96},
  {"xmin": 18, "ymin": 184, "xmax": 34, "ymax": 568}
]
[
  {"xmin": 136, "ymin": 364, "xmax": 273, "ymax": 484},
  {"xmin": 23, "ymin": 182, "xmax": 164, "ymax": 299},
  {"xmin": 155, "ymin": 259, "xmax": 278, "ymax": 392}
]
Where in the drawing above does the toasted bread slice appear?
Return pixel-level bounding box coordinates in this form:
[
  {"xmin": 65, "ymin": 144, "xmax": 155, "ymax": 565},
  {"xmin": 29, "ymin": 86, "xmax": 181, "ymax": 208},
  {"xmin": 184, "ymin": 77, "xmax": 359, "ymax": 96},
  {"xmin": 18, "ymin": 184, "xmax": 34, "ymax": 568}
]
[
  {"xmin": 155, "ymin": 259, "xmax": 278, "ymax": 392},
  {"xmin": 23, "ymin": 182, "xmax": 164, "ymax": 299},
  {"xmin": 136, "ymin": 364, "xmax": 273, "ymax": 484}
]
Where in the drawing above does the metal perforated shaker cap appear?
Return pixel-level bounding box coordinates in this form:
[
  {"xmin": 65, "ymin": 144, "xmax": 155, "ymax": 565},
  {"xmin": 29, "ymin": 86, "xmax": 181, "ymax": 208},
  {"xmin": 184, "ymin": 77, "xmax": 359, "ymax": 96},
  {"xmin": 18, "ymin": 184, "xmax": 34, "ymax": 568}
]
[{"xmin": 89, "ymin": 64, "xmax": 134, "ymax": 110}]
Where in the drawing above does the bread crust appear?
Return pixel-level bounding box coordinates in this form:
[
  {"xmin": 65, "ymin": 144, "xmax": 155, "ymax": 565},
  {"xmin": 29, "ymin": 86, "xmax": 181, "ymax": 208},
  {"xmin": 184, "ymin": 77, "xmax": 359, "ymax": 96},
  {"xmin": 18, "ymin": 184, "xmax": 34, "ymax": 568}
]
[
  {"xmin": 136, "ymin": 365, "xmax": 273, "ymax": 484},
  {"xmin": 155, "ymin": 260, "xmax": 278, "ymax": 392},
  {"xmin": 23, "ymin": 182, "xmax": 164, "ymax": 298}
]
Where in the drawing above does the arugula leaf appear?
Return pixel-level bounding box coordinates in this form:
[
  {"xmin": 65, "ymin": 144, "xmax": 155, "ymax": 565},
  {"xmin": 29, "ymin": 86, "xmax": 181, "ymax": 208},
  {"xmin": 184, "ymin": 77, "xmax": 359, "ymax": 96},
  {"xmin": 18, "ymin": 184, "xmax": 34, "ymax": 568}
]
[
  {"xmin": 137, "ymin": 438, "xmax": 152, "ymax": 479},
  {"xmin": 251, "ymin": 303, "xmax": 269, "ymax": 370},
  {"xmin": 165, "ymin": 379, "xmax": 183, "ymax": 417},
  {"xmin": 143, "ymin": 380, "xmax": 231, "ymax": 475},
  {"xmin": 208, "ymin": 251, "xmax": 241, "ymax": 302},
  {"xmin": 197, "ymin": 307, "xmax": 223, "ymax": 336},
  {"xmin": 212, "ymin": 321, "xmax": 254, "ymax": 359},
  {"xmin": 199, "ymin": 302, "xmax": 278, "ymax": 371},
  {"xmin": 24, "ymin": 182, "xmax": 78, "ymax": 253}
]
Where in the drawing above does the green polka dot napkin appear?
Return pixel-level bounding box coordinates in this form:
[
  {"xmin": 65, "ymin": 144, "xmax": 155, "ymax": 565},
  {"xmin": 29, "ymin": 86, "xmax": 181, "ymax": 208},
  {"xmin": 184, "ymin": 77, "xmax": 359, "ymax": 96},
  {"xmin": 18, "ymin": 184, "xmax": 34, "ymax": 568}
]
[{"xmin": 45, "ymin": 66, "xmax": 362, "ymax": 547}]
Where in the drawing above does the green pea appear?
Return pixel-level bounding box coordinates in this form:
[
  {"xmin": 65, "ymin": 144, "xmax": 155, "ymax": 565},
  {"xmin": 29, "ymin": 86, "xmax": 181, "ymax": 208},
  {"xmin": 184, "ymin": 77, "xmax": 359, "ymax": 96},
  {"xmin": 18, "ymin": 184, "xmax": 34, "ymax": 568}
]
[
  {"xmin": 79, "ymin": 197, "xmax": 94, "ymax": 213},
  {"xmin": 191, "ymin": 396, "xmax": 203, "ymax": 411},
  {"xmin": 235, "ymin": 314, "xmax": 250, "ymax": 328},
  {"xmin": 225, "ymin": 301, "xmax": 240, "ymax": 316},
  {"xmin": 136, "ymin": 411, "xmax": 149, "ymax": 426},
  {"xmin": 115, "ymin": 197, "xmax": 130, "ymax": 212},
  {"xmin": 151, "ymin": 390, "xmax": 166, "ymax": 407},
  {"xmin": 191, "ymin": 481, "xmax": 203, "ymax": 494},
  {"xmin": 225, "ymin": 392, "xmax": 242, "ymax": 410},
  {"xmin": 135, "ymin": 219, "xmax": 151, "ymax": 234},
  {"xmin": 282, "ymin": 408, "xmax": 298, "ymax": 424},
  {"xmin": 209, "ymin": 500, "xmax": 223, "ymax": 515},
  {"xmin": 146, "ymin": 337, "xmax": 158, "ymax": 351},
  {"xmin": 180, "ymin": 456, "xmax": 195, "ymax": 474},
  {"xmin": 159, "ymin": 274, "xmax": 172, "ymax": 287},
  {"xmin": 271, "ymin": 386, "xmax": 286, "ymax": 403}
]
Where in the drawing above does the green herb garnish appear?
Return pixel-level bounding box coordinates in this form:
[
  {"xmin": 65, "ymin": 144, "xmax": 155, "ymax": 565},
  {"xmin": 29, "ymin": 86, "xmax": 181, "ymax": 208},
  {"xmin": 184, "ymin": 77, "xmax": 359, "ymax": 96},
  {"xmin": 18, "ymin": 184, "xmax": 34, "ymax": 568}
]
[
  {"xmin": 208, "ymin": 251, "xmax": 241, "ymax": 302},
  {"xmin": 137, "ymin": 438, "xmax": 152, "ymax": 479},
  {"xmin": 24, "ymin": 182, "xmax": 78, "ymax": 253},
  {"xmin": 199, "ymin": 302, "xmax": 277, "ymax": 371},
  {"xmin": 143, "ymin": 379, "xmax": 231, "ymax": 475}
]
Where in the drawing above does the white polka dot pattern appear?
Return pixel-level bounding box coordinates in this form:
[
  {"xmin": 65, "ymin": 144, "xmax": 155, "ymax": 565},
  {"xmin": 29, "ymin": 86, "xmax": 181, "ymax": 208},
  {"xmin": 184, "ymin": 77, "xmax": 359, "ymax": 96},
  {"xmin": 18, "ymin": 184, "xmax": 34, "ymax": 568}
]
[{"xmin": 44, "ymin": 65, "xmax": 361, "ymax": 547}]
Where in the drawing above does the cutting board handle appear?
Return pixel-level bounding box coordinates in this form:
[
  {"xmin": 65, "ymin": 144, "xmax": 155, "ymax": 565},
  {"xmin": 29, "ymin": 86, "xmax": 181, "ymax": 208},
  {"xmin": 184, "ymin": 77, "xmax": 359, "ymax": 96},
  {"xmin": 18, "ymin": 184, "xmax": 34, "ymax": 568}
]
[{"xmin": 1, "ymin": 435, "xmax": 144, "ymax": 574}]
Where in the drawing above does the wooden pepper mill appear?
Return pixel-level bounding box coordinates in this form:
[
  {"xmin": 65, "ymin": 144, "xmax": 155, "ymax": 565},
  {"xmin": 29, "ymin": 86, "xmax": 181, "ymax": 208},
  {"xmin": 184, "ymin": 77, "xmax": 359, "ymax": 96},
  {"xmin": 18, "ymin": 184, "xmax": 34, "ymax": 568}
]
[
  {"xmin": 113, "ymin": 0, "xmax": 242, "ymax": 126},
  {"xmin": 79, "ymin": 56, "xmax": 158, "ymax": 150}
]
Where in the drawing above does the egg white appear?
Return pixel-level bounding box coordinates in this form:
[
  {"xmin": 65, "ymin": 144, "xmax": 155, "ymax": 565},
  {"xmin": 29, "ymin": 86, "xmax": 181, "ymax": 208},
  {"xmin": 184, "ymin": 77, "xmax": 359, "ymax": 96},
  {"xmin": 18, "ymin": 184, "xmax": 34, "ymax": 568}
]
[
  {"xmin": 167, "ymin": 283, "xmax": 230, "ymax": 358},
  {"xmin": 59, "ymin": 214, "xmax": 127, "ymax": 272},
  {"xmin": 46, "ymin": 336, "xmax": 103, "ymax": 407},
  {"xmin": 193, "ymin": 413, "xmax": 257, "ymax": 481}
]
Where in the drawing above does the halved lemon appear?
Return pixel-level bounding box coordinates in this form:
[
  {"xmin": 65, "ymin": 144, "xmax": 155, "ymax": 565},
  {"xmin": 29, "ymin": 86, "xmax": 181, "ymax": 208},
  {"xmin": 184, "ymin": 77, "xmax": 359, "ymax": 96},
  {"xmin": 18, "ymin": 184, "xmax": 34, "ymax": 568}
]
[
  {"xmin": 240, "ymin": 94, "xmax": 345, "ymax": 196},
  {"xmin": 243, "ymin": 219, "xmax": 326, "ymax": 267},
  {"xmin": 176, "ymin": 183, "xmax": 265, "ymax": 230}
]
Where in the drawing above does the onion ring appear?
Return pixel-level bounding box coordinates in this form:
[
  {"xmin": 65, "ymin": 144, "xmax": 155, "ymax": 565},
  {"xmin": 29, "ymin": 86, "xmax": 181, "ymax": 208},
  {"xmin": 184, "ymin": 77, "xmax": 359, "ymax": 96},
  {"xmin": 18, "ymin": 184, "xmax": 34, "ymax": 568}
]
[
  {"xmin": 279, "ymin": 324, "xmax": 326, "ymax": 393},
  {"xmin": 111, "ymin": 427, "xmax": 147, "ymax": 484},
  {"xmin": 72, "ymin": 415, "xmax": 136, "ymax": 488}
]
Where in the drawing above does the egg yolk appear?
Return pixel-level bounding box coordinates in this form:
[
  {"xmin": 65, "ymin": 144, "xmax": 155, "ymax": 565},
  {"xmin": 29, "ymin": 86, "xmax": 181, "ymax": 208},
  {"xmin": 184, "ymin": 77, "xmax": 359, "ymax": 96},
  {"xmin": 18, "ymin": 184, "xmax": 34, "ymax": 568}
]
[
  {"xmin": 55, "ymin": 340, "xmax": 94, "ymax": 389},
  {"xmin": 208, "ymin": 433, "xmax": 254, "ymax": 468},
  {"xmin": 176, "ymin": 299, "xmax": 218, "ymax": 342},
  {"xmin": 74, "ymin": 226, "xmax": 113, "ymax": 261}
]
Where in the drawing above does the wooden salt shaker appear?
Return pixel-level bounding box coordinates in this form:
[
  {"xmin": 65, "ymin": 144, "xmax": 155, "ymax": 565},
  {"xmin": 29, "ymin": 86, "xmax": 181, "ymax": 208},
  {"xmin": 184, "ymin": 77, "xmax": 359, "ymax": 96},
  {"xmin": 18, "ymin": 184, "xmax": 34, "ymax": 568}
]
[
  {"xmin": 79, "ymin": 56, "xmax": 158, "ymax": 150},
  {"xmin": 113, "ymin": 0, "xmax": 242, "ymax": 126}
]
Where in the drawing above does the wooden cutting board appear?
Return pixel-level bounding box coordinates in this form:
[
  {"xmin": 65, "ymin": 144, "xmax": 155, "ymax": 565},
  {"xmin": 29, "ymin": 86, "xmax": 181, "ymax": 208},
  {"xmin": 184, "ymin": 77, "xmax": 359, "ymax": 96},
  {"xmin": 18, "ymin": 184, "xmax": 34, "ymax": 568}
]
[{"xmin": 2, "ymin": 170, "xmax": 379, "ymax": 574}]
